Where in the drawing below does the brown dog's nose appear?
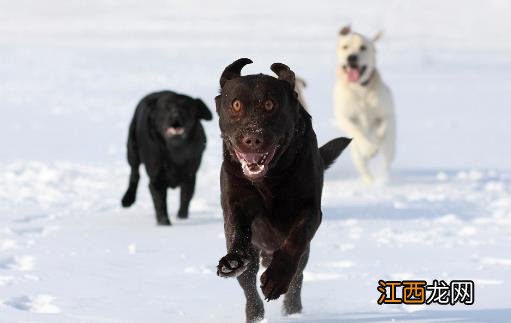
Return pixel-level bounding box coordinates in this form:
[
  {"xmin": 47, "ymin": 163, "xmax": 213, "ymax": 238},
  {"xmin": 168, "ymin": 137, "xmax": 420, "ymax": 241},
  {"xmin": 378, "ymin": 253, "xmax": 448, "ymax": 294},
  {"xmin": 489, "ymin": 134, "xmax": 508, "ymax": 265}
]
[{"xmin": 242, "ymin": 134, "xmax": 264, "ymax": 150}]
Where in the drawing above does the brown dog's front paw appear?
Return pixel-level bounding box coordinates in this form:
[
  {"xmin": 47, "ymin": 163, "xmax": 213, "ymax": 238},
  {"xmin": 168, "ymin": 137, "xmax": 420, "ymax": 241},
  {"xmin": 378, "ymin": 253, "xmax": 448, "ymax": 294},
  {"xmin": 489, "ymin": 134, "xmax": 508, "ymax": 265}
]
[
  {"xmin": 260, "ymin": 268, "xmax": 292, "ymax": 301},
  {"xmin": 260, "ymin": 252, "xmax": 296, "ymax": 301},
  {"xmin": 216, "ymin": 253, "xmax": 249, "ymax": 278}
]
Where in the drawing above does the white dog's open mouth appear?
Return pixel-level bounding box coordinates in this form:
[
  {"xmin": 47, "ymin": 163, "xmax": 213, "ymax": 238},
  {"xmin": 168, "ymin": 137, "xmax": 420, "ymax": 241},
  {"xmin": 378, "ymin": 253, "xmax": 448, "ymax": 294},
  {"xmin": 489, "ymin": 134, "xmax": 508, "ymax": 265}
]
[
  {"xmin": 343, "ymin": 65, "xmax": 367, "ymax": 83},
  {"xmin": 234, "ymin": 148, "xmax": 277, "ymax": 180}
]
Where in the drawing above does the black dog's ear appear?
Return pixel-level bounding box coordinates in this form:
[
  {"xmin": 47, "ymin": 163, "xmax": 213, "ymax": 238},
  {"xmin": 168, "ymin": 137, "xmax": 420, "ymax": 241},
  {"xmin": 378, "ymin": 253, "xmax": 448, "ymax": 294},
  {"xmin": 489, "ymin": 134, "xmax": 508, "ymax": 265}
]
[
  {"xmin": 270, "ymin": 63, "xmax": 295, "ymax": 89},
  {"xmin": 195, "ymin": 99, "xmax": 212, "ymax": 121},
  {"xmin": 220, "ymin": 58, "xmax": 253, "ymax": 88}
]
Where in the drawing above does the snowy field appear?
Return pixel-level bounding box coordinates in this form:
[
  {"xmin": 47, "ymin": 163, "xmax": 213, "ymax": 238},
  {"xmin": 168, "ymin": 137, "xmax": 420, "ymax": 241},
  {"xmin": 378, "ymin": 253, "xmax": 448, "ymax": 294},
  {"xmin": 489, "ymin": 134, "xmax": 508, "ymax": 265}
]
[{"xmin": 1, "ymin": 0, "xmax": 511, "ymax": 322}]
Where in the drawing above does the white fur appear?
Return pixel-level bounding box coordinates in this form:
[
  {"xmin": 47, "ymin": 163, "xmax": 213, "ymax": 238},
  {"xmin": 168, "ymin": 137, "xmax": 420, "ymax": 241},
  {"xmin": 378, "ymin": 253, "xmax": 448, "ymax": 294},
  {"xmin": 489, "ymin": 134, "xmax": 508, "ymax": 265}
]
[
  {"xmin": 333, "ymin": 28, "xmax": 396, "ymax": 183},
  {"xmin": 294, "ymin": 77, "xmax": 308, "ymax": 111}
]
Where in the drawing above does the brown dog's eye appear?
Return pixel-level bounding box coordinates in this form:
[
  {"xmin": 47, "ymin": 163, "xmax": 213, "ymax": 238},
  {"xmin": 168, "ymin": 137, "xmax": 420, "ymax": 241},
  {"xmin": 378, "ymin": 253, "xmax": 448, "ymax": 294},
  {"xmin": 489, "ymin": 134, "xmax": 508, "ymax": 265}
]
[
  {"xmin": 231, "ymin": 99, "xmax": 242, "ymax": 113},
  {"xmin": 264, "ymin": 99, "xmax": 275, "ymax": 112},
  {"xmin": 360, "ymin": 45, "xmax": 367, "ymax": 51}
]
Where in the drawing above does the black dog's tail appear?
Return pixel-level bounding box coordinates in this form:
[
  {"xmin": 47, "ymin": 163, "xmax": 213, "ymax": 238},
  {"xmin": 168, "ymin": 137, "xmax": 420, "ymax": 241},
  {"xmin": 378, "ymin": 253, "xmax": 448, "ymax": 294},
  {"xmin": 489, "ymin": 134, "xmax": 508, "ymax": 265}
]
[
  {"xmin": 121, "ymin": 107, "xmax": 141, "ymax": 208},
  {"xmin": 319, "ymin": 137, "xmax": 352, "ymax": 170}
]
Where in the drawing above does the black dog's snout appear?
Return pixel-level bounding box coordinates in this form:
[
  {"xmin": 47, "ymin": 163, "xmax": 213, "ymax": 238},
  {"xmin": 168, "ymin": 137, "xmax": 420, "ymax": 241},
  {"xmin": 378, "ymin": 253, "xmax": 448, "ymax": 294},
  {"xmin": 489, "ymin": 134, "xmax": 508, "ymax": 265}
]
[
  {"xmin": 171, "ymin": 120, "xmax": 182, "ymax": 128},
  {"xmin": 169, "ymin": 114, "xmax": 183, "ymax": 127},
  {"xmin": 242, "ymin": 134, "xmax": 264, "ymax": 150},
  {"xmin": 347, "ymin": 54, "xmax": 358, "ymax": 65}
]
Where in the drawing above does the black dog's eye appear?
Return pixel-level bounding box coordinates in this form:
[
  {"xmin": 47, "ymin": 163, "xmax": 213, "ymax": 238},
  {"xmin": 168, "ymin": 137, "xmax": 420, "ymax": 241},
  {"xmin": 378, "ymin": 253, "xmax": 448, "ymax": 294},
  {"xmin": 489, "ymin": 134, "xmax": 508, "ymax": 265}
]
[
  {"xmin": 264, "ymin": 99, "xmax": 275, "ymax": 112},
  {"xmin": 360, "ymin": 45, "xmax": 367, "ymax": 51},
  {"xmin": 231, "ymin": 99, "xmax": 242, "ymax": 113}
]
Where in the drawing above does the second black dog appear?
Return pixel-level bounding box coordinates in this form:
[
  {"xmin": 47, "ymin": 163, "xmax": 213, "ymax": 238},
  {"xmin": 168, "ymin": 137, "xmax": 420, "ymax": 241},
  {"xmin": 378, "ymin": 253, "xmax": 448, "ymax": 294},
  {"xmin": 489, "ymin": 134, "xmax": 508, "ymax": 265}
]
[{"xmin": 121, "ymin": 90, "xmax": 212, "ymax": 225}]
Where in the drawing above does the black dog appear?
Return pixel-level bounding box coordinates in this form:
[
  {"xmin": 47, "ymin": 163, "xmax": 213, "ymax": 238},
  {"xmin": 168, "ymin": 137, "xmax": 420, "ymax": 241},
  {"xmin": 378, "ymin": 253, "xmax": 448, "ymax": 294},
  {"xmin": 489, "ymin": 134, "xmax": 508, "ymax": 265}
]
[
  {"xmin": 121, "ymin": 90, "xmax": 212, "ymax": 225},
  {"xmin": 215, "ymin": 58, "xmax": 351, "ymax": 322}
]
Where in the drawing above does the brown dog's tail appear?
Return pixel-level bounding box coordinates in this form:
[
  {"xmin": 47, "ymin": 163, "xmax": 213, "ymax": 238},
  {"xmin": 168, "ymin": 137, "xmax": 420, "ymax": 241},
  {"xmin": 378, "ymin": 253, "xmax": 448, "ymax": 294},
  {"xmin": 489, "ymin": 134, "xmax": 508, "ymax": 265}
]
[{"xmin": 319, "ymin": 137, "xmax": 352, "ymax": 170}]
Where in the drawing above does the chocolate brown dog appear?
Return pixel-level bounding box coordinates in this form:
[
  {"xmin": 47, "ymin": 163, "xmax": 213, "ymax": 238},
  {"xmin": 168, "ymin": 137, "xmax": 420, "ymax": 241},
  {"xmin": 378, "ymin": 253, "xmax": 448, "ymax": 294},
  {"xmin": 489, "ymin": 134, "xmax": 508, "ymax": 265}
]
[{"xmin": 215, "ymin": 58, "xmax": 351, "ymax": 322}]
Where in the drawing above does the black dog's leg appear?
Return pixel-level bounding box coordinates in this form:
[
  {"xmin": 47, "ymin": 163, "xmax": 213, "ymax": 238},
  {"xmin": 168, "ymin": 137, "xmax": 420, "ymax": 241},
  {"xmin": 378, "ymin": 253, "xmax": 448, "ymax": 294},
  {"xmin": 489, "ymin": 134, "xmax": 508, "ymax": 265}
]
[
  {"xmin": 149, "ymin": 181, "xmax": 170, "ymax": 225},
  {"xmin": 283, "ymin": 245, "xmax": 310, "ymax": 315},
  {"xmin": 177, "ymin": 175, "xmax": 196, "ymax": 219},
  {"xmin": 237, "ymin": 248, "xmax": 264, "ymax": 323},
  {"xmin": 121, "ymin": 119, "xmax": 140, "ymax": 207}
]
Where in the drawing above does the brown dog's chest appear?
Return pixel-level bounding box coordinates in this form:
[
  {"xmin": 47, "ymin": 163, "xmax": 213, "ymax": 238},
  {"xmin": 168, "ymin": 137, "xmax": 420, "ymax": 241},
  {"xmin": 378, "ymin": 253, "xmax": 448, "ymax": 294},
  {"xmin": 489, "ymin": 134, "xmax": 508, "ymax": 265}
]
[
  {"xmin": 248, "ymin": 178, "xmax": 314, "ymax": 253},
  {"xmin": 249, "ymin": 195, "xmax": 303, "ymax": 253},
  {"xmin": 250, "ymin": 216, "xmax": 284, "ymax": 253}
]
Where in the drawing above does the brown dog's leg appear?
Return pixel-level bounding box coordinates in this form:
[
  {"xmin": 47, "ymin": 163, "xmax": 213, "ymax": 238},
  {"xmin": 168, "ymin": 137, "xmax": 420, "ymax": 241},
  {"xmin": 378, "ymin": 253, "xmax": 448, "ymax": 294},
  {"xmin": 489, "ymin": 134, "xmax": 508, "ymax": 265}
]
[
  {"xmin": 260, "ymin": 207, "xmax": 320, "ymax": 301},
  {"xmin": 260, "ymin": 251, "xmax": 272, "ymax": 268},
  {"xmin": 283, "ymin": 245, "xmax": 310, "ymax": 315},
  {"xmin": 237, "ymin": 248, "xmax": 264, "ymax": 323}
]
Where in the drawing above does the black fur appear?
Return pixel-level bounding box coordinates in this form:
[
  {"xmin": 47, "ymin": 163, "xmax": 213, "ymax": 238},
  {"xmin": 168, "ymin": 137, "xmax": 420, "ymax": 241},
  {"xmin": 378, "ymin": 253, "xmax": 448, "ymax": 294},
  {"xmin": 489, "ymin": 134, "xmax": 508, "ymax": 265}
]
[
  {"xmin": 121, "ymin": 90, "xmax": 212, "ymax": 225},
  {"xmin": 320, "ymin": 137, "xmax": 352, "ymax": 169}
]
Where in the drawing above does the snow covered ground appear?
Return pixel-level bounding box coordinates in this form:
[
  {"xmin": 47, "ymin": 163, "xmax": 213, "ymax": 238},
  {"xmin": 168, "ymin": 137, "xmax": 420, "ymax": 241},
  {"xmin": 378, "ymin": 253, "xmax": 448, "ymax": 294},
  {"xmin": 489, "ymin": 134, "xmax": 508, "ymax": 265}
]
[{"xmin": 1, "ymin": 0, "xmax": 511, "ymax": 322}]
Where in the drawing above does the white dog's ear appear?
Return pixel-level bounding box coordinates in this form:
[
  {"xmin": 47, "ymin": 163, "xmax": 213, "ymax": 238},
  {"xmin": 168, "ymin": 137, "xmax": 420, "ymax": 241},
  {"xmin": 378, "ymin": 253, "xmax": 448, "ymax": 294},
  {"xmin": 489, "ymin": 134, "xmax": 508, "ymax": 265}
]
[
  {"xmin": 339, "ymin": 25, "xmax": 351, "ymax": 36},
  {"xmin": 373, "ymin": 30, "xmax": 383, "ymax": 42}
]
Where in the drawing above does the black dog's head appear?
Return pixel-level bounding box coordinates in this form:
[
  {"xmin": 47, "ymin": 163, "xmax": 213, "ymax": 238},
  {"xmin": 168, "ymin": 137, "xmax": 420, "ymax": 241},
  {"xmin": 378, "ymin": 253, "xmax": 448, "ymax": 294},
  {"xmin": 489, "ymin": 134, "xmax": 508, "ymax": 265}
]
[
  {"xmin": 215, "ymin": 58, "xmax": 304, "ymax": 181},
  {"xmin": 153, "ymin": 92, "xmax": 212, "ymax": 146}
]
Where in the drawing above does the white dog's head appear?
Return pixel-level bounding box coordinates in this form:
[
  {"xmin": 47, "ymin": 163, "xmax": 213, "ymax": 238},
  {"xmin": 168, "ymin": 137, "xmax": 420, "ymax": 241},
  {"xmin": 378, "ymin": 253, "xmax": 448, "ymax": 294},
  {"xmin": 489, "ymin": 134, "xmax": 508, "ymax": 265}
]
[{"xmin": 336, "ymin": 25, "xmax": 382, "ymax": 85}]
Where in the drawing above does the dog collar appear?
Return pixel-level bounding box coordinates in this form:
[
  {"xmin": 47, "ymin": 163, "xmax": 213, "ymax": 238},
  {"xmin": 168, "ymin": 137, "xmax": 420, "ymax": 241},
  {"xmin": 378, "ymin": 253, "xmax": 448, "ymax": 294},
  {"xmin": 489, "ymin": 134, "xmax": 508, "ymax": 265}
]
[{"xmin": 360, "ymin": 69, "xmax": 375, "ymax": 87}]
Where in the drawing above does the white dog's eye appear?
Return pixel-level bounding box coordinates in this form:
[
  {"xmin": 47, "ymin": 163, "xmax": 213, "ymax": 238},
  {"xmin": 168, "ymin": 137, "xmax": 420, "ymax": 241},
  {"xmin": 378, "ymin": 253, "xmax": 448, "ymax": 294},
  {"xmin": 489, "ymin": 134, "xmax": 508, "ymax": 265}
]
[
  {"xmin": 342, "ymin": 45, "xmax": 348, "ymax": 50},
  {"xmin": 360, "ymin": 45, "xmax": 367, "ymax": 51}
]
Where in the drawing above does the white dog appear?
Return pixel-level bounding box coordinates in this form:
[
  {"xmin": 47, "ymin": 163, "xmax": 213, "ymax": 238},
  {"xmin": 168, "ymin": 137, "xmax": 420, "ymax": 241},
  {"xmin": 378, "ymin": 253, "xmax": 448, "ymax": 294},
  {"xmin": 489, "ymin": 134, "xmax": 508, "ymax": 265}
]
[
  {"xmin": 294, "ymin": 77, "xmax": 308, "ymax": 111},
  {"xmin": 333, "ymin": 25, "xmax": 395, "ymax": 183}
]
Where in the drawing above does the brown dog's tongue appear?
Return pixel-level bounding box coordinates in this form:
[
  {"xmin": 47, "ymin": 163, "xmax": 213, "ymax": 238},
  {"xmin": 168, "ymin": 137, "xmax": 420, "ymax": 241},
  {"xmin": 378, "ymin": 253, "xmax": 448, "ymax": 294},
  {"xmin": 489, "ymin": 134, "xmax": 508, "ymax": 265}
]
[
  {"xmin": 247, "ymin": 164, "xmax": 262, "ymax": 171},
  {"xmin": 238, "ymin": 152, "xmax": 262, "ymax": 164},
  {"xmin": 347, "ymin": 67, "xmax": 360, "ymax": 82}
]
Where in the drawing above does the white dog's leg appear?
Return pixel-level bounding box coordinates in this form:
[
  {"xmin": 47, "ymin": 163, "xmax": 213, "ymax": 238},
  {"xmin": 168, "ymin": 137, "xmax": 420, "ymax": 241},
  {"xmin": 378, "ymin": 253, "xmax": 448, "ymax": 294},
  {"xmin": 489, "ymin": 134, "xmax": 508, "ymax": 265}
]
[
  {"xmin": 337, "ymin": 116, "xmax": 377, "ymax": 157},
  {"xmin": 381, "ymin": 127, "xmax": 395, "ymax": 183},
  {"xmin": 351, "ymin": 145, "xmax": 373, "ymax": 184}
]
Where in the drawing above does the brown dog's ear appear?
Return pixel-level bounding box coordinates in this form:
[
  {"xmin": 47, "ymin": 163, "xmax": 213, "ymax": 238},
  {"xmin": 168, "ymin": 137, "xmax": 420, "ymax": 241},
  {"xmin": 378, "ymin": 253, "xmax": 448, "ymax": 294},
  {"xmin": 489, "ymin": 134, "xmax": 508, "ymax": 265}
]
[
  {"xmin": 220, "ymin": 58, "xmax": 253, "ymax": 88},
  {"xmin": 270, "ymin": 63, "xmax": 295, "ymax": 89},
  {"xmin": 373, "ymin": 30, "xmax": 383, "ymax": 42},
  {"xmin": 194, "ymin": 99, "xmax": 212, "ymax": 121},
  {"xmin": 339, "ymin": 25, "xmax": 351, "ymax": 36}
]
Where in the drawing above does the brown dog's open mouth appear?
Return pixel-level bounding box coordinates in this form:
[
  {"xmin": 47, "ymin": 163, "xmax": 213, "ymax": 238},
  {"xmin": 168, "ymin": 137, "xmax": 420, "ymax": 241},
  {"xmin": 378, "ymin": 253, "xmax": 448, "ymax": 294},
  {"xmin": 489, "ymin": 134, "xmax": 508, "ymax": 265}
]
[{"xmin": 234, "ymin": 147, "xmax": 276, "ymax": 180}]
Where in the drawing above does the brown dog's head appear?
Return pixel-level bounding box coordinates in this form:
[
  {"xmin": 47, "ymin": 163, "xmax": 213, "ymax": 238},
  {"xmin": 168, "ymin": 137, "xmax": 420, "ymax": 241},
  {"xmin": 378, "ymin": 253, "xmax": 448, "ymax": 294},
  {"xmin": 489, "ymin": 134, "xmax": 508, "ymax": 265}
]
[{"xmin": 215, "ymin": 58, "xmax": 304, "ymax": 181}]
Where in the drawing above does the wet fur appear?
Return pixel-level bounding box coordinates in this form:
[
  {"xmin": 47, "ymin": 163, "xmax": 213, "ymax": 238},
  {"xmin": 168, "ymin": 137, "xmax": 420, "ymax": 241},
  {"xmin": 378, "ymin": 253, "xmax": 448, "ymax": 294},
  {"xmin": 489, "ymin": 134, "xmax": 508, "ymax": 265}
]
[{"xmin": 215, "ymin": 58, "xmax": 350, "ymax": 322}]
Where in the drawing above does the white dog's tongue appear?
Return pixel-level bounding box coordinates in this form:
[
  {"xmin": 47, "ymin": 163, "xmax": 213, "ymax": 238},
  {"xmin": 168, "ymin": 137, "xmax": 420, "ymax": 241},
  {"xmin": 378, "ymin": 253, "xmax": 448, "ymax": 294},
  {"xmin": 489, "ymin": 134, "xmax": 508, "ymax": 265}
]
[{"xmin": 347, "ymin": 67, "xmax": 360, "ymax": 82}]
